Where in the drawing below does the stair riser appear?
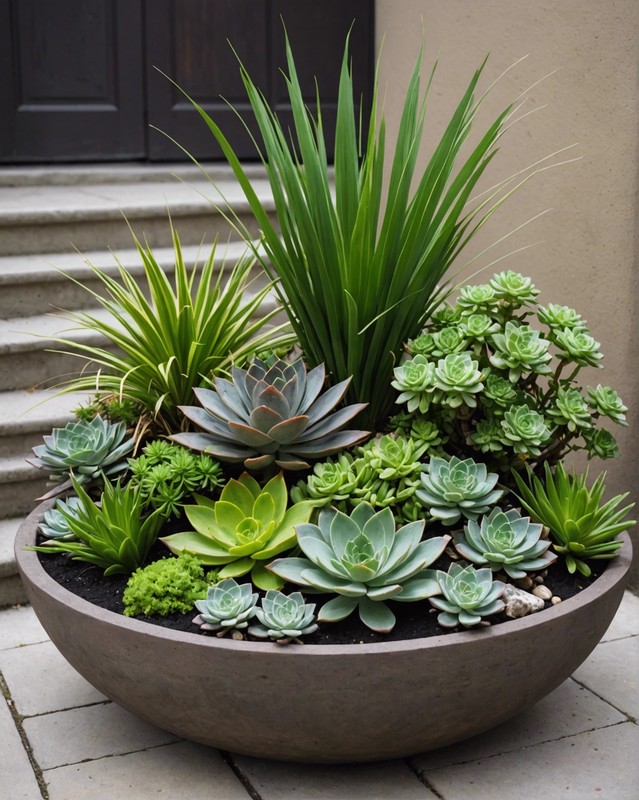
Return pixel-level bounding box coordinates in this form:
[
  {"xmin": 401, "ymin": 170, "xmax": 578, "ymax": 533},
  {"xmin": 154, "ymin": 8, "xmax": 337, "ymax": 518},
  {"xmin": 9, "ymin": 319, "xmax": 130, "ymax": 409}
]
[
  {"xmin": 0, "ymin": 470, "xmax": 49, "ymax": 518},
  {"xmin": 0, "ymin": 430, "xmax": 55, "ymax": 461},
  {"xmin": 0, "ymin": 345, "xmax": 119, "ymax": 392}
]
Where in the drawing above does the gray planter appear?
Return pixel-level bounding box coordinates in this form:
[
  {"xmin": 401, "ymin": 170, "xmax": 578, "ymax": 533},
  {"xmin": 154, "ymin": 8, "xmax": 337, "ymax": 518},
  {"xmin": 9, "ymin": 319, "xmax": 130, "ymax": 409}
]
[{"xmin": 15, "ymin": 501, "xmax": 632, "ymax": 763}]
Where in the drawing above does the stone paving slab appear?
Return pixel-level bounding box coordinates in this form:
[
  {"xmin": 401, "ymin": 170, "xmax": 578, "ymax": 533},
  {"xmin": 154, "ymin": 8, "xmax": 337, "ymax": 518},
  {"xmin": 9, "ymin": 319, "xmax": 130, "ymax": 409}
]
[
  {"xmin": 22, "ymin": 701, "xmax": 179, "ymax": 770},
  {"xmin": 601, "ymin": 590, "xmax": 639, "ymax": 641},
  {"xmin": 422, "ymin": 722, "xmax": 639, "ymax": 800},
  {"xmin": 233, "ymin": 755, "xmax": 437, "ymax": 799},
  {"xmin": 0, "ymin": 604, "xmax": 47, "ymax": 651},
  {"xmin": 43, "ymin": 741, "xmax": 251, "ymax": 800},
  {"xmin": 0, "ymin": 693, "xmax": 42, "ymax": 799},
  {"xmin": 0, "ymin": 639, "xmax": 106, "ymax": 716},
  {"xmin": 572, "ymin": 635, "xmax": 639, "ymax": 719}
]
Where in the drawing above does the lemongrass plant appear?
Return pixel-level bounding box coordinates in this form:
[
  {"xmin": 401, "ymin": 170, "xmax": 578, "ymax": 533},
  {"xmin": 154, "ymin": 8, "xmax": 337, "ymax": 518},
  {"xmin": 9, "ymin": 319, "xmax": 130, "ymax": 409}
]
[
  {"xmin": 51, "ymin": 224, "xmax": 295, "ymax": 435},
  {"xmin": 175, "ymin": 35, "xmax": 552, "ymax": 429}
]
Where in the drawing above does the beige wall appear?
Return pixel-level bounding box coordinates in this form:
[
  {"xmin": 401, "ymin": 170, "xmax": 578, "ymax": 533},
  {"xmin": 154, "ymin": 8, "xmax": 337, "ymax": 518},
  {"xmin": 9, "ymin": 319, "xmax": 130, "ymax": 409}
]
[{"xmin": 376, "ymin": 1, "xmax": 639, "ymax": 586}]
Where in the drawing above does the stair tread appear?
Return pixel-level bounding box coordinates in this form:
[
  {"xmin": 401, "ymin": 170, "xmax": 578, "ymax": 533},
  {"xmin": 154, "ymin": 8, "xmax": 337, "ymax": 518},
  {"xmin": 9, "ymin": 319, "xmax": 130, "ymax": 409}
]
[
  {"xmin": 0, "ymin": 306, "xmax": 118, "ymax": 353},
  {"xmin": 0, "ymin": 518, "xmax": 22, "ymax": 578},
  {"xmin": 0, "ymin": 389, "xmax": 86, "ymax": 434}
]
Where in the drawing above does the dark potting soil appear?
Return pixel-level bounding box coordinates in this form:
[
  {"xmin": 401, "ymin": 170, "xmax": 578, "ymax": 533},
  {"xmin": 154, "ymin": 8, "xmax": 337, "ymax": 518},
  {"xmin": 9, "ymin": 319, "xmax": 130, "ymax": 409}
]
[{"xmin": 35, "ymin": 533, "xmax": 602, "ymax": 646}]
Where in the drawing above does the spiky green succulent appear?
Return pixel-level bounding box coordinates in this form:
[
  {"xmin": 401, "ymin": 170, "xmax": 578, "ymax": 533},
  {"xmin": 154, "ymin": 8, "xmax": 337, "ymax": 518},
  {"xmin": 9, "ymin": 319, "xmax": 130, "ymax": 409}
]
[
  {"xmin": 546, "ymin": 388, "xmax": 592, "ymax": 433},
  {"xmin": 38, "ymin": 496, "xmax": 84, "ymax": 541},
  {"xmin": 553, "ymin": 328, "xmax": 603, "ymax": 368},
  {"xmin": 499, "ymin": 405, "xmax": 551, "ymax": 456},
  {"xmin": 392, "ymin": 355, "xmax": 436, "ymax": 413},
  {"xmin": 584, "ymin": 429, "xmax": 620, "ymax": 460},
  {"xmin": 489, "ymin": 270, "xmax": 539, "ymax": 306},
  {"xmin": 513, "ymin": 462, "xmax": 635, "ymax": 576},
  {"xmin": 430, "ymin": 564, "xmax": 506, "ymax": 628},
  {"xmin": 269, "ymin": 504, "xmax": 450, "ymax": 633},
  {"xmin": 454, "ymin": 508, "xmax": 557, "ymax": 579},
  {"xmin": 433, "ymin": 352, "xmax": 484, "ymax": 408},
  {"xmin": 28, "ymin": 415, "xmax": 134, "ymax": 485},
  {"xmin": 172, "ymin": 358, "xmax": 368, "ymax": 471},
  {"xmin": 248, "ymin": 591, "xmax": 318, "ymax": 642},
  {"xmin": 587, "ymin": 385, "xmax": 627, "ymax": 426},
  {"xmin": 193, "ymin": 578, "xmax": 258, "ymax": 633},
  {"xmin": 416, "ymin": 456, "xmax": 504, "ymax": 526},
  {"xmin": 161, "ymin": 472, "xmax": 314, "ymax": 590},
  {"xmin": 537, "ymin": 304, "xmax": 585, "ymax": 330},
  {"xmin": 489, "ymin": 322, "xmax": 552, "ymax": 382}
]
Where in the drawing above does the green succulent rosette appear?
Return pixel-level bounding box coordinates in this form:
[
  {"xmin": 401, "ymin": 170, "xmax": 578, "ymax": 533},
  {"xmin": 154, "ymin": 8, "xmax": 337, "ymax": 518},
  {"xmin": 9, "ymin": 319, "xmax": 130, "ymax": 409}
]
[
  {"xmin": 489, "ymin": 321, "xmax": 552, "ymax": 382},
  {"xmin": 587, "ymin": 385, "xmax": 627, "ymax": 426},
  {"xmin": 431, "ymin": 326, "xmax": 468, "ymax": 357},
  {"xmin": 469, "ymin": 419, "xmax": 506, "ymax": 454},
  {"xmin": 537, "ymin": 303, "xmax": 585, "ymax": 330},
  {"xmin": 193, "ymin": 578, "xmax": 259, "ymax": 632},
  {"xmin": 430, "ymin": 564, "xmax": 506, "ymax": 628},
  {"xmin": 499, "ymin": 405, "xmax": 551, "ymax": 456},
  {"xmin": 409, "ymin": 418, "xmax": 448, "ymax": 455},
  {"xmin": 455, "ymin": 283, "xmax": 499, "ymax": 315},
  {"xmin": 359, "ymin": 434, "xmax": 426, "ymax": 481},
  {"xmin": 460, "ymin": 313, "xmax": 501, "ymax": 344},
  {"xmin": 489, "ymin": 270, "xmax": 539, "ymax": 307},
  {"xmin": 406, "ymin": 332, "xmax": 437, "ymax": 357},
  {"xmin": 553, "ymin": 328, "xmax": 603, "ymax": 368},
  {"xmin": 249, "ymin": 591, "xmax": 318, "ymax": 641},
  {"xmin": 433, "ymin": 352, "xmax": 484, "ymax": 408},
  {"xmin": 430, "ymin": 302, "xmax": 462, "ymax": 329},
  {"xmin": 584, "ymin": 428, "xmax": 620, "ymax": 460},
  {"xmin": 38, "ymin": 496, "xmax": 84, "ymax": 541},
  {"xmin": 546, "ymin": 387, "xmax": 593, "ymax": 433},
  {"xmin": 392, "ymin": 355, "xmax": 437, "ymax": 413},
  {"xmin": 290, "ymin": 454, "xmax": 358, "ymax": 507},
  {"xmin": 482, "ymin": 372, "xmax": 520, "ymax": 412}
]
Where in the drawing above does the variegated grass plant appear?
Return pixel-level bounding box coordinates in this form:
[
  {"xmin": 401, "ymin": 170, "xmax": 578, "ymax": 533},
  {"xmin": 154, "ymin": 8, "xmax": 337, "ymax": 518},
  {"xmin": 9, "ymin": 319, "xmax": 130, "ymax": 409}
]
[
  {"xmin": 51, "ymin": 224, "xmax": 295, "ymax": 436},
  {"xmin": 172, "ymin": 34, "xmax": 557, "ymax": 429}
]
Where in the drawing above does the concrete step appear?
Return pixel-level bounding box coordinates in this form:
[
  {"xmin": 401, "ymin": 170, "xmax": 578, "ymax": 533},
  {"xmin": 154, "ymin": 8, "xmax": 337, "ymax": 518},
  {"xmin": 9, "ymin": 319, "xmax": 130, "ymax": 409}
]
[
  {"xmin": 0, "ymin": 457, "xmax": 49, "ymax": 519},
  {"xmin": 0, "ymin": 175, "xmax": 275, "ymax": 255},
  {"xmin": 0, "ymin": 239, "xmax": 255, "ymax": 318},
  {"xmin": 0, "ymin": 517, "xmax": 28, "ymax": 607}
]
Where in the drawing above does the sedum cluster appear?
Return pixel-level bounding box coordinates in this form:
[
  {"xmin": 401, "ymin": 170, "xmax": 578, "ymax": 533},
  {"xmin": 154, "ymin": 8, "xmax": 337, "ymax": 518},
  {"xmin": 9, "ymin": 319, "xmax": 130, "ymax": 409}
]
[
  {"xmin": 123, "ymin": 553, "xmax": 213, "ymax": 617},
  {"xmin": 391, "ymin": 271, "xmax": 627, "ymax": 476}
]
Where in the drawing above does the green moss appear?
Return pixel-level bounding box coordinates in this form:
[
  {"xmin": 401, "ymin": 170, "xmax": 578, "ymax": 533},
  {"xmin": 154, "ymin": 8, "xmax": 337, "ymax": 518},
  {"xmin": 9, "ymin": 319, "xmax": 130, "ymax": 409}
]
[{"xmin": 122, "ymin": 553, "xmax": 215, "ymax": 617}]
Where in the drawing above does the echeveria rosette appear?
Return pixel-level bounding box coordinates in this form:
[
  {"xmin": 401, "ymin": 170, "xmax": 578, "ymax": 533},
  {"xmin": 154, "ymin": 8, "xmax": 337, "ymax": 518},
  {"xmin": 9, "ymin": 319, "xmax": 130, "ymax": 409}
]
[
  {"xmin": 537, "ymin": 303, "xmax": 585, "ymax": 331},
  {"xmin": 460, "ymin": 314, "xmax": 501, "ymax": 345},
  {"xmin": 489, "ymin": 270, "xmax": 540, "ymax": 308},
  {"xmin": 553, "ymin": 328, "xmax": 603, "ymax": 368},
  {"xmin": 454, "ymin": 508, "xmax": 557, "ymax": 579},
  {"xmin": 430, "ymin": 564, "xmax": 506, "ymax": 628},
  {"xmin": 392, "ymin": 355, "xmax": 436, "ymax": 413},
  {"xmin": 38, "ymin": 496, "xmax": 84, "ymax": 541},
  {"xmin": 433, "ymin": 352, "xmax": 484, "ymax": 408},
  {"xmin": 193, "ymin": 578, "xmax": 258, "ymax": 633},
  {"xmin": 160, "ymin": 472, "xmax": 314, "ymax": 590},
  {"xmin": 172, "ymin": 358, "xmax": 369, "ymax": 471},
  {"xmin": 269, "ymin": 504, "xmax": 450, "ymax": 633},
  {"xmin": 456, "ymin": 284, "xmax": 499, "ymax": 316},
  {"xmin": 249, "ymin": 591, "xmax": 318, "ymax": 642},
  {"xmin": 469, "ymin": 419, "xmax": 506, "ymax": 454},
  {"xmin": 584, "ymin": 429, "xmax": 620, "ymax": 460},
  {"xmin": 28, "ymin": 415, "xmax": 134, "ymax": 486},
  {"xmin": 430, "ymin": 302, "xmax": 462, "ymax": 329},
  {"xmin": 489, "ymin": 321, "xmax": 552, "ymax": 383},
  {"xmin": 482, "ymin": 372, "xmax": 521, "ymax": 413},
  {"xmin": 406, "ymin": 332, "xmax": 437, "ymax": 358},
  {"xmin": 431, "ymin": 326, "xmax": 468, "ymax": 357},
  {"xmin": 587, "ymin": 385, "xmax": 628, "ymax": 427},
  {"xmin": 416, "ymin": 456, "xmax": 504, "ymax": 526},
  {"xmin": 546, "ymin": 387, "xmax": 593, "ymax": 433},
  {"xmin": 359, "ymin": 434, "xmax": 426, "ymax": 481},
  {"xmin": 499, "ymin": 405, "xmax": 551, "ymax": 456},
  {"xmin": 409, "ymin": 418, "xmax": 449, "ymax": 456},
  {"xmin": 290, "ymin": 454, "xmax": 358, "ymax": 507}
]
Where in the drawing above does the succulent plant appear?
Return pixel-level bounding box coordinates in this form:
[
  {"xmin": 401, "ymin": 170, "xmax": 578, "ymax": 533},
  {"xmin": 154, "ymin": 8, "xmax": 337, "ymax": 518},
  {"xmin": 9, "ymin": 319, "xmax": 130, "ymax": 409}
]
[
  {"xmin": 546, "ymin": 387, "xmax": 592, "ymax": 433},
  {"xmin": 123, "ymin": 553, "xmax": 210, "ymax": 617},
  {"xmin": 290, "ymin": 454, "xmax": 358, "ymax": 507},
  {"xmin": 430, "ymin": 564, "xmax": 506, "ymax": 628},
  {"xmin": 456, "ymin": 283, "xmax": 499, "ymax": 315},
  {"xmin": 28, "ymin": 415, "xmax": 134, "ymax": 485},
  {"xmin": 172, "ymin": 358, "xmax": 368, "ymax": 471},
  {"xmin": 408, "ymin": 418, "xmax": 448, "ymax": 456},
  {"xmin": 489, "ymin": 322, "xmax": 552, "ymax": 382},
  {"xmin": 587, "ymin": 385, "xmax": 627, "ymax": 426},
  {"xmin": 359, "ymin": 435, "xmax": 426, "ymax": 481},
  {"xmin": 249, "ymin": 591, "xmax": 318, "ymax": 642},
  {"xmin": 553, "ymin": 327, "xmax": 603, "ymax": 368},
  {"xmin": 433, "ymin": 352, "xmax": 484, "ymax": 408},
  {"xmin": 482, "ymin": 373, "xmax": 520, "ymax": 411},
  {"xmin": 416, "ymin": 456, "xmax": 504, "ymax": 526},
  {"xmin": 161, "ymin": 472, "xmax": 314, "ymax": 590},
  {"xmin": 513, "ymin": 462, "xmax": 635, "ymax": 576},
  {"xmin": 460, "ymin": 314, "xmax": 501, "ymax": 344},
  {"xmin": 431, "ymin": 327, "xmax": 468, "ymax": 357},
  {"xmin": 489, "ymin": 270, "xmax": 539, "ymax": 306},
  {"xmin": 193, "ymin": 578, "xmax": 258, "ymax": 633},
  {"xmin": 584, "ymin": 428, "xmax": 620, "ymax": 460},
  {"xmin": 537, "ymin": 303, "xmax": 585, "ymax": 330},
  {"xmin": 406, "ymin": 332, "xmax": 437, "ymax": 357},
  {"xmin": 392, "ymin": 355, "xmax": 437, "ymax": 413},
  {"xmin": 454, "ymin": 508, "xmax": 557, "ymax": 579},
  {"xmin": 469, "ymin": 419, "xmax": 505, "ymax": 454},
  {"xmin": 430, "ymin": 302, "xmax": 462, "ymax": 329},
  {"xmin": 269, "ymin": 504, "xmax": 450, "ymax": 633},
  {"xmin": 38, "ymin": 496, "xmax": 85, "ymax": 541},
  {"xmin": 499, "ymin": 405, "xmax": 551, "ymax": 456}
]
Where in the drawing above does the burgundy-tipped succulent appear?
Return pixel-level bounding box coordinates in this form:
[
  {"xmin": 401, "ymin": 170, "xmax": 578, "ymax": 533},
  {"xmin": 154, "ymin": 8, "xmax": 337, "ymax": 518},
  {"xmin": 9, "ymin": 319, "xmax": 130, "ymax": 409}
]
[{"xmin": 172, "ymin": 359, "xmax": 369, "ymax": 470}]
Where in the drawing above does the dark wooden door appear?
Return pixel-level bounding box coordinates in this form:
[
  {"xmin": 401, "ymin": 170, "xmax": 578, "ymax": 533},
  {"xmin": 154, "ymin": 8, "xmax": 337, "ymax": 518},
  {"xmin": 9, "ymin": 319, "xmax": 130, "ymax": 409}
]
[{"xmin": 1, "ymin": 0, "xmax": 373, "ymax": 163}]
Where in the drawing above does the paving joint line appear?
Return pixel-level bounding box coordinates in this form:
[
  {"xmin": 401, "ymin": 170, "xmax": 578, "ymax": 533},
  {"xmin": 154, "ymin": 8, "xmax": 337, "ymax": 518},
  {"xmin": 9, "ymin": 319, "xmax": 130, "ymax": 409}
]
[
  {"xmin": 220, "ymin": 750, "xmax": 264, "ymax": 800},
  {"xmin": 405, "ymin": 757, "xmax": 446, "ymax": 799},
  {"xmin": 40, "ymin": 738, "xmax": 185, "ymax": 773},
  {"xmin": 0, "ymin": 669, "xmax": 49, "ymax": 799},
  {"xmin": 21, "ymin": 698, "xmax": 112, "ymax": 719},
  {"xmin": 569, "ymin": 675, "xmax": 638, "ymax": 723}
]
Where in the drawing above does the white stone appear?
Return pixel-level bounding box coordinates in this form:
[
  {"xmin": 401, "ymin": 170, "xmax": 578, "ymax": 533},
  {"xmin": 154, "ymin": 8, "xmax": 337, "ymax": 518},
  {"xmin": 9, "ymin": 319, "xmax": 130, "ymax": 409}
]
[
  {"xmin": 532, "ymin": 585, "xmax": 553, "ymax": 601},
  {"xmin": 502, "ymin": 584, "xmax": 545, "ymax": 618}
]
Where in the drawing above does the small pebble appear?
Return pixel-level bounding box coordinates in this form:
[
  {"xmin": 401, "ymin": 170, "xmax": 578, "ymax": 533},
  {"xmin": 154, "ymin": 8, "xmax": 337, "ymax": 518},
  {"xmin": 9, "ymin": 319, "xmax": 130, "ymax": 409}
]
[
  {"xmin": 551, "ymin": 596, "xmax": 562, "ymax": 605},
  {"xmin": 532, "ymin": 585, "xmax": 553, "ymax": 601},
  {"xmin": 533, "ymin": 575, "xmax": 544, "ymax": 585},
  {"xmin": 516, "ymin": 576, "xmax": 534, "ymax": 590}
]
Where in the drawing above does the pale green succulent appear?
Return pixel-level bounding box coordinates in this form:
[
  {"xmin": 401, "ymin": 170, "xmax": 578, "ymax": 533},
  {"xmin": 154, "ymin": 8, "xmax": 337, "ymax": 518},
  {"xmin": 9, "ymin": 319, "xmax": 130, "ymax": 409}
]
[
  {"xmin": 28, "ymin": 415, "xmax": 134, "ymax": 485},
  {"xmin": 269, "ymin": 504, "xmax": 450, "ymax": 633},
  {"xmin": 513, "ymin": 462, "xmax": 635, "ymax": 576},
  {"xmin": 489, "ymin": 322, "xmax": 552, "ymax": 382},
  {"xmin": 406, "ymin": 332, "xmax": 437, "ymax": 357},
  {"xmin": 499, "ymin": 405, "xmax": 551, "ymax": 456},
  {"xmin": 454, "ymin": 508, "xmax": 557, "ymax": 579},
  {"xmin": 587, "ymin": 385, "xmax": 627, "ymax": 426},
  {"xmin": 482, "ymin": 372, "xmax": 520, "ymax": 411},
  {"xmin": 489, "ymin": 270, "xmax": 539, "ymax": 306},
  {"xmin": 416, "ymin": 456, "xmax": 504, "ymax": 525},
  {"xmin": 430, "ymin": 302, "xmax": 462, "ymax": 329},
  {"xmin": 584, "ymin": 428, "xmax": 620, "ymax": 460},
  {"xmin": 433, "ymin": 352, "xmax": 484, "ymax": 408},
  {"xmin": 537, "ymin": 303, "xmax": 585, "ymax": 330},
  {"xmin": 547, "ymin": 388, "xmax": 593, "ymax": 433},
  {"xmin": 38, "ymin": 496, "xmax": 84, "ymax": 541},
  {"xmin": 193, "ymin": 578, "xmax": 258, "ymax": 633},
  {"xmin": 430, "ymin": 564, "xmax": 506, "ymax": 628},
  {"xmin": 249, "ymin": 591, "xmax": 318, "ymax": 642},
  {"xmin": 460, "ymin": 313, "xmax": 501, "ymax": 344},
  {"xmin": 431, "ymin": 327, "xmax": 468, "ymax": 357},
  {"xmin": 161, "ymin": 472, "xmax": 314, "ymax": 590},
  {"xmin": 409, "ymin": 418, "xmax": 448, "ymax": 455},
  {"xmin": 554, "ymin": 328, "xmax": 603, "ymax": 368},
  {"xmin": 469, "ymin": 419, "xmax": 505, "ymax": 454},
  {"xmin": 172, "ymin": 358, "xmax": 369, "ymax": 471},
  {"xmin": 456, "ymin": 283, "xmax": 499, "ymax": 315},
  {"xmin": 359, "ymin": 435, "xmax": 426, "ymax": 481},
  {"xmin": 392, "ymin": 355, "xmax": 437, "ymax": 413},
  {"xmin": 350, "ymin": 462, "xmax": 419, "ymax": 511},
  {"xmin": 290, "ymin": 454, "xmax": 358, "ymax": 507}
]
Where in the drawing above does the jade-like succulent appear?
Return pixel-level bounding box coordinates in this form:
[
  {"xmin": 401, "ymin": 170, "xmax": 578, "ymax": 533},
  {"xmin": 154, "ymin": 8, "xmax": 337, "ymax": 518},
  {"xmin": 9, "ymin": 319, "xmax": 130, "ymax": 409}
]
[
  {"xmin": 489, "ymin": 322, "xmax": 552, "ymax": 382},
  {"xmin": 193, "ymin": 578, "xmax": 258, "ymax": 633},
  {"xmin": 584, "ymin": 428, "xmax": 620, "ymax": 460},
  {"xmin": 454, "ymin": 508, "xmax": 557, "ymax": 579},
  {"xmin": 513, "ymin": 462, "xmax": 635, "ymax": 576},
  {"xmin": 430, "ymin": 564, "xmax": 506, "ymax": 628},
  {"xmin": 587, "ymin": 385, "xmax": 627, "ymax": 426},
  {"xmin": 553, "ymin": 328, "xmax": 603, "ymax": 368},
  {"xmin": 499, "ymin": 405, "xmax": 551, "ymax": 456},
  {"xmin": 537, "ymin": 303, "xmax": 585, "ymax": 330},
  {"xmin": 456, "ymin": 283, "xmax": 499, "ymax": 315},
  {"xmin": 430, "ymin": 302, "xmax": 462, "ymax": 329},
  {"xmin": 269, "ymin": 504, "xmax": 450, "ymax": 633},
  {"xmin": 161, "ymin": 472, "xmax": 314, "ymax": 589},
  {"xmin": 408, "ymin": 418, "xmax": 448, "ymax": 456},
  {"xmin": 28, "ymin": 415, "xmax": 134, "ymax": 485},
  {"xmin": 460, "ymin": 313, "xmax": 501, "ymax": 344},
  {"xmin": 172, "ymin": 358, "xmax": 368, "ymax": 470},
  {"xmin": 416, "ymin": 456, "xmax": 504, "ymax": 525},
  {"xmin": 392, "ymin": 355, "xmax": 436, "ymax": 413},
  {"xmin": 350, "ymin": 462, "xmax": 419, "ymax": 511},
  {"xmin": 546, "ymin": 388, "xmax": 592, "ymax": 433},
  {"xmin": 248, "ymin": 591, "xmax": 318, "ymax": 642},
  {"xmin": 433, "ymin": 352, "xmax": 484, "ymax": 408},
  {"xmin": 489, "ymin": 270, "xmax": 539, "ymax": 306},
  {"xmin": 38, "ymin": 496, "xmax": 84, "ymax": 541}
]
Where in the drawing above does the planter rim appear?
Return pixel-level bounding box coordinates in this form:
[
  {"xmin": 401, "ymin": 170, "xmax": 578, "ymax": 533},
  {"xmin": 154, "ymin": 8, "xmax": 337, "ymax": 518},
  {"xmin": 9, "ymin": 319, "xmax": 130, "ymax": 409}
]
[{"xmin": 15, "ymin": 500, "xmax": 633, "ymax": 656}]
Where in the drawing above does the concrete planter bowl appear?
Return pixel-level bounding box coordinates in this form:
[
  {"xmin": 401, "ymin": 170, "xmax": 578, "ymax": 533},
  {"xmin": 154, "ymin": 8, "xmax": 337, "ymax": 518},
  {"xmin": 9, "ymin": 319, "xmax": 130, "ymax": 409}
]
[{"xmin": 16, "ymin": 501, "xmax": 632, "ymax": 764}]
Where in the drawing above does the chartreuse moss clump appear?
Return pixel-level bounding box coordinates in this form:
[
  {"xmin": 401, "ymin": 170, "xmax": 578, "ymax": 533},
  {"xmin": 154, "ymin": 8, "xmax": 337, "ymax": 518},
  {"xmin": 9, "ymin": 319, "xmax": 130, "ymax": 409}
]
[{"xmin": 123, "ymin": 554, "xmax": 213, "ymax": 617}]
